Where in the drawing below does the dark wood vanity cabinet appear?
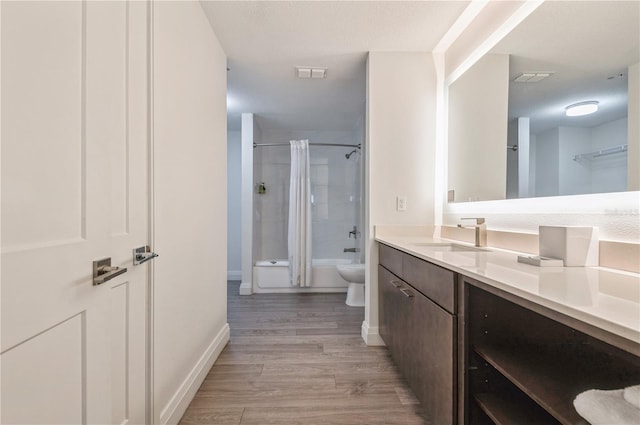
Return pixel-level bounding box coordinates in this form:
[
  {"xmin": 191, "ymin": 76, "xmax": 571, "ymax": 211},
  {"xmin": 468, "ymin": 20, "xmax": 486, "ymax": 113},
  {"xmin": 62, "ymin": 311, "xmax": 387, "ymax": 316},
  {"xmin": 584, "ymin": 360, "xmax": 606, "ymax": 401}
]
[
  {"xmin": 378, "ymin": 242, "xmax": 640, "ymax": 425},
  {"xmin": 462, "ymin": 277, "xmax": 640, "ymax": 425},
  {"xmin": 378, "ymin": 244, "xmax": 456, "ymax": 425}
]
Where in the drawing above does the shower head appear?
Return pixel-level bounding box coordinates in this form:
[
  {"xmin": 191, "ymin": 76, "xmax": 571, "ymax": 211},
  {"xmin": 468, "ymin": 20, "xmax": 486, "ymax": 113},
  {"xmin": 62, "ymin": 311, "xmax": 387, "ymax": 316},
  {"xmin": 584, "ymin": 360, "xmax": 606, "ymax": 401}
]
[{"xmin": 345, "ymin": 149, "xmax": 357, "ymax": 159}]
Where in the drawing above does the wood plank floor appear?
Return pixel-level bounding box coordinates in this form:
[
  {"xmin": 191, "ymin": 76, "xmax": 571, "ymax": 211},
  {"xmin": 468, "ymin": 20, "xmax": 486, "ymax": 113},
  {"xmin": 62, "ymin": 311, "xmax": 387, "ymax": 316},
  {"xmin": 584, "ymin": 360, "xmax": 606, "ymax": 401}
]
[{"xmin": 179, "ymin": 281, "xmax": 425, "ymax": 425}]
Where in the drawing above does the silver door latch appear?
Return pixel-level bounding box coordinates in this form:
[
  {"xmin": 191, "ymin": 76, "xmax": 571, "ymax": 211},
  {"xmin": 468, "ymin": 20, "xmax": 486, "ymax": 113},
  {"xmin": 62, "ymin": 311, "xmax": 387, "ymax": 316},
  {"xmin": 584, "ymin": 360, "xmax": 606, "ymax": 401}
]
[
  {"xmin": 133, "ymin": 246, "xmax": 158, "ymax": 265},
  {"xmin": 93, "ymin": 257, "xmax": 127, "ymax": 285}
]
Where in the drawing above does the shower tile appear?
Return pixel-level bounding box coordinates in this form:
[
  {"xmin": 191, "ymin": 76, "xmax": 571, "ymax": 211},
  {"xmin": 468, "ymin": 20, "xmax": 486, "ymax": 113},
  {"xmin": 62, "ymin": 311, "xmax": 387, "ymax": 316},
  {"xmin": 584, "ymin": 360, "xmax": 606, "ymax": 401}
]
[
  {"xmin": 252, "ymin": 131, "xmax": 363, "ymax": 265},
  {"xmin": 315, "ymin": 166, "xmax": 329, "ymax": 185},
  {"xmin": 328, "ymin": 170, "xmax": 346, "ymax": 187}
]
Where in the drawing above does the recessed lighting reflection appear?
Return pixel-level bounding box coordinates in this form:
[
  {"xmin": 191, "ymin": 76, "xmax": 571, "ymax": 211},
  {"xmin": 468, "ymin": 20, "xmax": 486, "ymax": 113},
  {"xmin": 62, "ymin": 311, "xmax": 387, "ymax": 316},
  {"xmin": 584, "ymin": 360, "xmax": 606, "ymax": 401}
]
[{"xmin": 565, "ymin": 101, "xmax": 599, "ymax": 117}]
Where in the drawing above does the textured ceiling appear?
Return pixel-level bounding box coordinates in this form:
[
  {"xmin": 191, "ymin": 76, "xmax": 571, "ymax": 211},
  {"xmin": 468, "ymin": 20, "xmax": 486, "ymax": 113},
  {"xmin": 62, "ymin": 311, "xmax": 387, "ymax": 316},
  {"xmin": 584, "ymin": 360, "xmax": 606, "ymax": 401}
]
[{"xmin": 201, "ymin": 1, "xmax": 470, "ymax": 131}]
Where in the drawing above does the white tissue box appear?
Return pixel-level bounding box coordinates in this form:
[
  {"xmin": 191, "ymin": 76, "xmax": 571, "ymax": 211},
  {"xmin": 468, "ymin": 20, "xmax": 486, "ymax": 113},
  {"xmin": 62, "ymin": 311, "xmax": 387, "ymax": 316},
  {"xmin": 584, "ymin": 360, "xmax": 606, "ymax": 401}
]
[{"xmin": 539, "ymin": 226, "xmax": 599, "ymax": 267}]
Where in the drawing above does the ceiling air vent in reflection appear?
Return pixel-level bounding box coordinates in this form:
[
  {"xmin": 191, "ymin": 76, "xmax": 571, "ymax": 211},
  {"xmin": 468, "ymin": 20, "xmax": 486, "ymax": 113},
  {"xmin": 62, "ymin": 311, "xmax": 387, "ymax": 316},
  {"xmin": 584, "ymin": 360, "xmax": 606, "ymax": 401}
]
[
  {"xmin": 296, "ymin": 66, "xmax": 327, "ymax": 79},
  {"xmin": 513, "ymin": 72, "xmax": 552, "ymax": 83}
]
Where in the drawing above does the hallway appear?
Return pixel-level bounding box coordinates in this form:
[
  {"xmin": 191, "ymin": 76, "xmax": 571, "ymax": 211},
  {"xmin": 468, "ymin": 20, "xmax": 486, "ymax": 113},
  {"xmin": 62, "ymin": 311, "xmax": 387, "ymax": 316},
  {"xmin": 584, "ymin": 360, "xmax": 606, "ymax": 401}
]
[{"xmin": 179, "ymin": 282, "xmax": 425, "ymax": 424}]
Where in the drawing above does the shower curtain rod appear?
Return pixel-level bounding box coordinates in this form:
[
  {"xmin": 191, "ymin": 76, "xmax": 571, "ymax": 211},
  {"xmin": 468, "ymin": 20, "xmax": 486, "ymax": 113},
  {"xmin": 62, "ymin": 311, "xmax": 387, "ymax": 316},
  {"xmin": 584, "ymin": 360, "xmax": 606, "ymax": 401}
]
[{"xmin": 253, "ymin": 142, "xmax": 361, "ymax": 149}]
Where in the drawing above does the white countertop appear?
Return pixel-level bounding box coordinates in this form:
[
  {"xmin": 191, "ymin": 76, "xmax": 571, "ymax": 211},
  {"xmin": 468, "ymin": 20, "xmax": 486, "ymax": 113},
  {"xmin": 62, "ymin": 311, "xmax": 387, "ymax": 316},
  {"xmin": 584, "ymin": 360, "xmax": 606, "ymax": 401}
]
[{"xmin": 375, "ymin": 234, "xmax": 640, "ymax": 346}]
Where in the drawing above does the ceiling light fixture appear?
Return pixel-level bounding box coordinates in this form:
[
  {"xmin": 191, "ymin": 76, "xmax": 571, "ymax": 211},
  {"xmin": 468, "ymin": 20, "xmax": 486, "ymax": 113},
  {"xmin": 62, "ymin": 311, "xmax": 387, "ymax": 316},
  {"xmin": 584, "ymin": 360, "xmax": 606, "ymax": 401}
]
[{"xmin": 565, "ymin": 101, "xmax": 599, "ymax": 117}]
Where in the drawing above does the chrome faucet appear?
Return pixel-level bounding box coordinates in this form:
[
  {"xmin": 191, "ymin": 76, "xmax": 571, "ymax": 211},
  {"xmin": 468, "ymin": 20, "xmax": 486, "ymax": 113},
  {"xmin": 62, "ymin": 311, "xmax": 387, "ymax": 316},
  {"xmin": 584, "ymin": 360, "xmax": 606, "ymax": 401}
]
[
  {"xmin": 457, "ymin": 217, "xmax": 487, "ymax": 247},
  {"xmin": 348, "ymin": 225, "xmax": 360, "ymax": 239}
]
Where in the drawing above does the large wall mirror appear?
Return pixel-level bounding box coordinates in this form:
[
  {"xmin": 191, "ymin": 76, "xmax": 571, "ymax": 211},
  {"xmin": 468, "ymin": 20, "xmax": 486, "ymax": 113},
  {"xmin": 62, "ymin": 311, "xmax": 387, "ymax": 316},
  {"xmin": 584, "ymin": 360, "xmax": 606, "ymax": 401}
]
[{"xmin": 447, "ymin": 1, "xmax": 639, "ymax": 203}]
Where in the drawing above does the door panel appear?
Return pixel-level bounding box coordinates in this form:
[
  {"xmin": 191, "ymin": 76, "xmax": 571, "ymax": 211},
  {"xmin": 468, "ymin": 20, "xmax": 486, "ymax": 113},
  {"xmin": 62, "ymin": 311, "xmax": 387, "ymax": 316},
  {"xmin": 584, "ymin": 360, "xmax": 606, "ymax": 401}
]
[
  {"xmin": 1, "ymin": 1, "xmax": 149, "ymax": 423},
  {"xmin": 1, "ymin": 314, "xmax": 84, "ymax": 424},
  {"xmin": 111, "ymin": 282, "xmax": 130, "ymax": 425},
  {"xmin": 86, "ymin": 0, "xmax": 129, "ymax": 237},
  {"xmin": 1, "ymin": 0, "xmax": 84, "ymax": 251}
]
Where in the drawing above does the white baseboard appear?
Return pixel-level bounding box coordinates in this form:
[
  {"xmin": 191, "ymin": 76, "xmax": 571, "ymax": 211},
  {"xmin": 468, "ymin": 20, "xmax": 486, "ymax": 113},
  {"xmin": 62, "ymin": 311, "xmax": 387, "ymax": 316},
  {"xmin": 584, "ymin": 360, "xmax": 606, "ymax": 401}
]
[
  {"xmin": 160, "ymin": 323, "xmax": 231, "ymax": 424},
  {"xmin": 239, "ymin": 280, "xmax": 252, "ymax": 295},
  {"xmin": 227, "ymin": 270, "xmax": 242, "ymax": 281},
  {"xmin": 361, "ymin": 321, "xmax": 385, "ymax": 346},
  {"xmin": 253, "ymin": 287, "xmax": 348, "ymax": 294}
]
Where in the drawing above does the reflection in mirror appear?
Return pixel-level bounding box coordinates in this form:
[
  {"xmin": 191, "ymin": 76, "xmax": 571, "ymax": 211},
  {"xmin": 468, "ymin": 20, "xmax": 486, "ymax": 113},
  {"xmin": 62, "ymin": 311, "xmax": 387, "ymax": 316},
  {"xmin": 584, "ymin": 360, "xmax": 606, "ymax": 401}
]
[{"xmin": 448, "ymin": 1, "xmax": 639, "ymax": 202}]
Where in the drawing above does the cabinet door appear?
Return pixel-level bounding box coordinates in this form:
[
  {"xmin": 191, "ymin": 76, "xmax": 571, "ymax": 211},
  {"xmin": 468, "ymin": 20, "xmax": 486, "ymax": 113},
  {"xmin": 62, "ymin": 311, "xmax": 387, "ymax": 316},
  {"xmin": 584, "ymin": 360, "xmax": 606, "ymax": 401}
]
[
  {"xmin": 378, "ymin": 265, "xmax": 392, "ymax": 347},
  {"xmin": 407, "ymin": 288, "xmax": 456, "ymax": 425},
  {"xmin": 378, "ymin": 266, "xmax": 406, "ymax": 369}
]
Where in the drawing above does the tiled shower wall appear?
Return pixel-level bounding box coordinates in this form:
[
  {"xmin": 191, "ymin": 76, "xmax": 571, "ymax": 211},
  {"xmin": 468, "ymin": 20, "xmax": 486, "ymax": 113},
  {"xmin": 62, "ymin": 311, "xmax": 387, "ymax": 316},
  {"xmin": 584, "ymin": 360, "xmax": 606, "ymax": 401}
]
[{"xmin": 253, "ymin": 130, "xmax": 363, "ymax": 262}]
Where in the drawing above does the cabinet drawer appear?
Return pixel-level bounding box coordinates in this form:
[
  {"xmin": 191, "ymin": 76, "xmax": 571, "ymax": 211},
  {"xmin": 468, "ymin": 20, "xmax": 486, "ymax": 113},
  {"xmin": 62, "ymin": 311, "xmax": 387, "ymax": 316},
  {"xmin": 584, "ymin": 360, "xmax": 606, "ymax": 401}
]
[
  {"xmin": 403, "ymin": 253, "xmax": 456, "ymax": 313},
  {"xmin": 379, "ymin": 243, "xmax": 403, "ymax": 277}
]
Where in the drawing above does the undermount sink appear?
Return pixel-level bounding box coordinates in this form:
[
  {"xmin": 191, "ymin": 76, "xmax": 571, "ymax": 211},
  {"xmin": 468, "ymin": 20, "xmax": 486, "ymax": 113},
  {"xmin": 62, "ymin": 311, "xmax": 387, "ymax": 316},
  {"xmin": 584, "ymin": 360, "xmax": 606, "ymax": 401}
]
[{"xmin": 411, "ymin": 243, "xmax": 487, "ymax": 253}]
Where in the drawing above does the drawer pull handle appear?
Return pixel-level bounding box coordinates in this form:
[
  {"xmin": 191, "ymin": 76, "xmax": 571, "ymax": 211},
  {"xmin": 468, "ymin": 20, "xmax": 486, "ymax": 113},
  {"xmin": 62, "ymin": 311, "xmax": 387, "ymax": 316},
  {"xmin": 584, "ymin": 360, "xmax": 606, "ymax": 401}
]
[
  {"xmin": 390, "ymin": 280, "xmax": 402, "ymax": 288},
  {"xmin": 399, "ymin": 288, "xmax": 413, "ymax": 298}
]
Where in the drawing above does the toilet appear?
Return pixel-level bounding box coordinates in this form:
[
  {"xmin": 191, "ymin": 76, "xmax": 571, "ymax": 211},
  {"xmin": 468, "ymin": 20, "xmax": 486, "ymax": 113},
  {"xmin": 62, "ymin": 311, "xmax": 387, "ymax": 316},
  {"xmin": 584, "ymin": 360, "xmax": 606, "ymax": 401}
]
[{"xmin": 336, "ymin": 263, "xmax": 365, "ymax": 307}]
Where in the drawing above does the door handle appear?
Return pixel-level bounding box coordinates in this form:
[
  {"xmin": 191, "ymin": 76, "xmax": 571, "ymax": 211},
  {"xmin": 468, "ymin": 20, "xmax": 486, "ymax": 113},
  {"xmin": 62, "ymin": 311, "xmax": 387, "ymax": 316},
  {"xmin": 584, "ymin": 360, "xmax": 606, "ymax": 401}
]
[
  {"xmin": 93, "ymin": 257, "xmax": 127, "ymax": 285},
  {"xmin": 133, "ymin": 246, "xmax": 159, "ymax": 265}
]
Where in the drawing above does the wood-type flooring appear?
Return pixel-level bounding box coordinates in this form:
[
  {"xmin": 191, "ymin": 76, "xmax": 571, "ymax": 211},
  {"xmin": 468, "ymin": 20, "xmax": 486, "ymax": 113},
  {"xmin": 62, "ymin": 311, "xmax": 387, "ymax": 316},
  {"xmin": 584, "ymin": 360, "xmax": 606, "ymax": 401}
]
[{"xmin": 179, "ymin": 281, "xmax": 425, "ymax": 424}]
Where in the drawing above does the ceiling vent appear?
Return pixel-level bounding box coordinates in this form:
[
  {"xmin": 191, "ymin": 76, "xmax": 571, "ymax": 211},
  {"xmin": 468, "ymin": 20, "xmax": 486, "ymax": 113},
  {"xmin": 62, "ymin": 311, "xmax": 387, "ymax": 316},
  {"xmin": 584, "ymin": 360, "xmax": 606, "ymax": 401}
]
[
  {"xmin": 513, "ymin": 72, "xmax": 552, "ymax": 83},
  {"xmin": 296, "ymin": 66, "xmax": 327, "ymax": 79}
]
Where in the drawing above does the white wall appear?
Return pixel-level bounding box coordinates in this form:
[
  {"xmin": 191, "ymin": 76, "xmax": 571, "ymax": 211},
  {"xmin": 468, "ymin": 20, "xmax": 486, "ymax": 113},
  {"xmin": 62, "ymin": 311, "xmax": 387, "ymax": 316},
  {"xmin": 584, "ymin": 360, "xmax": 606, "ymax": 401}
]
[
  {"xmin": 534, "ymin": 128, "xmax": 560, "ymax": 197},
  {"xmin": 628, "ymin": 62, "xmax": 639, "ymax": 191},
  {"xmin": 227, "ymin": 130, "xmax": 242, "ymax": 280},
  {"xmin": 590, "ymin": 118, "xmax": 628, "ymax": 194},
  {"xmin": 253, "ymin": 142, "xmax": 289, "ymax": 261},
  {"xmin": 558, "ymin": 127, "xmax": 591, "ymax": 196},
  {"xmin": 572, "ymin": 121, "xmax": 627, "ymax": 195},
  {"xmin": 565, "ymin": 122, "xmax": 627, "ymax": 195},
  {"xmin": 240, "ymin": 113, "xmax": 255, "ymax": 295},
  {"xmin": 365, "ymin": 52, "xmax": 436, "ymax": 345},
  {"xmin": 448, "ymin": 53, "xmax": 509, "ymax": 202},
  {"xmin": 153, "ymin": 2, "xmax": 228, "ymax": 423},
  {"xmin": 506, "ymin": 119, "xmax": 519, "ymax": 199},
  {"xmin": 531, "ymin": 121, "xmax": 627, "ymax": 198},
  {"xmin": 354, "ymin": 114, "xmax": 366, "ymax": 263}
]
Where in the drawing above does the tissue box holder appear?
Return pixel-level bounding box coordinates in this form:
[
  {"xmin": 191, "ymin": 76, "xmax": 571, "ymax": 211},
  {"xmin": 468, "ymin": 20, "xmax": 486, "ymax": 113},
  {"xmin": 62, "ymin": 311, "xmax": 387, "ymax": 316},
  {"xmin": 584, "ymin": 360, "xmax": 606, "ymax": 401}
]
[{"xmin": 539, "ymin": 226, "xmax": 599, "ymax": 267}]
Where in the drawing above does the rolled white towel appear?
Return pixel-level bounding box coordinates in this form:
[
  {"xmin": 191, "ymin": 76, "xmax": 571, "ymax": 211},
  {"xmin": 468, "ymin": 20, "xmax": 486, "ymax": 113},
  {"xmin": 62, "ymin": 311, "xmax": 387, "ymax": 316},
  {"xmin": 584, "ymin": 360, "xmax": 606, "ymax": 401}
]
[
  {"xmin": 574, "ymin": 389, "xmax": 640, "ymax": 425},
  {"xmin": 624, "ymin": 385, "xmax": 640, "ymax": 410}
]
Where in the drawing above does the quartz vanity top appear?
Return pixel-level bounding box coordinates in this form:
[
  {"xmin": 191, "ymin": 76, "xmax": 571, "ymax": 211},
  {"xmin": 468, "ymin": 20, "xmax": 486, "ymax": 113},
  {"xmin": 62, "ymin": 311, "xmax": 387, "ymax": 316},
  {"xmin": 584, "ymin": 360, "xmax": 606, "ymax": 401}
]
[{"xmin": 376, "ymin": 234, "xmax": 640, "ymax": 346}]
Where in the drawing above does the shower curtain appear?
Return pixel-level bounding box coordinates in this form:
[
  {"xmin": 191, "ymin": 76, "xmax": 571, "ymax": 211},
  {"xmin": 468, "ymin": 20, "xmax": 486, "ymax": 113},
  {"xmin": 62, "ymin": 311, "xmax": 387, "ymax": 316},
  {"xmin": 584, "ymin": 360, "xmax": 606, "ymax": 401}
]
[{"xmin": 288, "ymin": 140, "xmax": 312, "ymax": 287}]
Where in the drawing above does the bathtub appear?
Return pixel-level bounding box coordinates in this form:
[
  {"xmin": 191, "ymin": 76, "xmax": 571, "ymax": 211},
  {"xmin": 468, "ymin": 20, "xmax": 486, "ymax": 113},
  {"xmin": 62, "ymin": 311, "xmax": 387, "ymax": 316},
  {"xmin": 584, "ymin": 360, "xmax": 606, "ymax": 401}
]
[{"xmin": 253, "ymin": 258, "xmax": 353, "ymax": 293}]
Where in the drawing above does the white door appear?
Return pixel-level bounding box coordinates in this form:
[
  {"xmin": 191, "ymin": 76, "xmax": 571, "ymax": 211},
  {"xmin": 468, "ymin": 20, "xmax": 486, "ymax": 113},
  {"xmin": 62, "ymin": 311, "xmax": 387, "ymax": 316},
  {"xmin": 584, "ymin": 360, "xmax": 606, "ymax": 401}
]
[{"xmin": 1, "ymin": 1, "xmax": 149, "ymax": 424}]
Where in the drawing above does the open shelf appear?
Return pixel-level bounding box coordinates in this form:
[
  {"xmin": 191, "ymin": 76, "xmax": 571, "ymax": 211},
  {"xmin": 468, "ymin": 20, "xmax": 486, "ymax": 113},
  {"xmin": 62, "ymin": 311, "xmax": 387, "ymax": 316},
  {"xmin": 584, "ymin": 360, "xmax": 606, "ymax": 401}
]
[
  {"xmin": 475, "ymin": 392, "xmax": 560, "ymax": 425},
  {"xmin": 474, "ymin": 344, "xmax": 640, "ymax": 425}
]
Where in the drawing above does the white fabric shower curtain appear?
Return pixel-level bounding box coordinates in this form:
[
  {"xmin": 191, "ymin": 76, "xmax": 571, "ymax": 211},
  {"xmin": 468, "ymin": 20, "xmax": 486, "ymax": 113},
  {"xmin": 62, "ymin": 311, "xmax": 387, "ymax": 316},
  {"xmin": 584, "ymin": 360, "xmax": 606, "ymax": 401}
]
[{"xmin": 288, "ymin": 139, "xmax": 312, "ymax": 287}]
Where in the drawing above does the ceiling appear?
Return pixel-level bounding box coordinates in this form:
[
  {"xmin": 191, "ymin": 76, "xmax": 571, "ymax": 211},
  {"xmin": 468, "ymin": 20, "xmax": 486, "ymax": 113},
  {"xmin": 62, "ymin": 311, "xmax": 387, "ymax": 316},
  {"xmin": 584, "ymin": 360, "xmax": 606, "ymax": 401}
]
[
  {"xmin": 490, "ymin": 0, "xmax": 639, "ymax": 134},
  {"xmin": 201, "ymin": 0, "xmax": 470, "ymax": 132}
]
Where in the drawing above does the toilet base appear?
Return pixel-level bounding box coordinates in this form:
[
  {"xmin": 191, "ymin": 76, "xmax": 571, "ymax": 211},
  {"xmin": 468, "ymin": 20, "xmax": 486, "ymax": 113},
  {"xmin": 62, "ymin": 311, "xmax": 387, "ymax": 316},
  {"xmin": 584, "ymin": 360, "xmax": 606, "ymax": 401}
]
[{"xmin": 345, "ymin": 282, "xmax": 365, "ymax": 307}]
